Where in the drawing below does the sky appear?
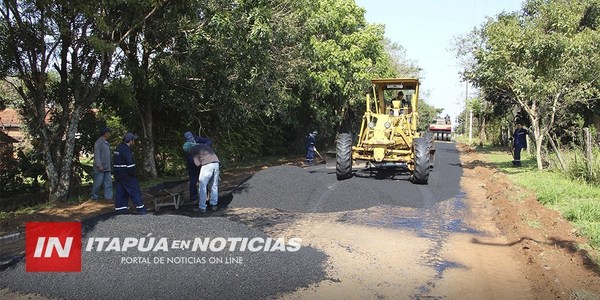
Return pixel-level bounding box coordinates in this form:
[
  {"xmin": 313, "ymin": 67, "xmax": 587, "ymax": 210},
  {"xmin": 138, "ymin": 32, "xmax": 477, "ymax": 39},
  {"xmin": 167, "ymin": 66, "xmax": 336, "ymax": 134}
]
[{"xmin": 354, "ymin": 0, "xmax": 524, "ymax": 120}]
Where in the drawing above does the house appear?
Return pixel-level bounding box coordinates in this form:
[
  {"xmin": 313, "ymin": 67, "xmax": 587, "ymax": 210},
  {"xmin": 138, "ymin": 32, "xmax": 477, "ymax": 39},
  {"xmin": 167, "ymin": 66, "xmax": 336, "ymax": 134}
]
[
  {"xmin": 0, "ymin": 129, "xmax": 19, "ymax": 161},
  {"xmin": 0, "ymin": 108, "xmax": 24, "ymax": 142}
]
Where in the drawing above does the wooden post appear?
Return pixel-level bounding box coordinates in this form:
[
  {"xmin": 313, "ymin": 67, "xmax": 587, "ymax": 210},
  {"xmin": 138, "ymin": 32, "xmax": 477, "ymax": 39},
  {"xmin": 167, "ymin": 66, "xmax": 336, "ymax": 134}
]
[
  {"xmin": 584, "ymin": 127, "xmax": 593, "ymax": 179},
  {"xmin": 546, "ymin": 133, "xmax": 566, "ymax": 171}
]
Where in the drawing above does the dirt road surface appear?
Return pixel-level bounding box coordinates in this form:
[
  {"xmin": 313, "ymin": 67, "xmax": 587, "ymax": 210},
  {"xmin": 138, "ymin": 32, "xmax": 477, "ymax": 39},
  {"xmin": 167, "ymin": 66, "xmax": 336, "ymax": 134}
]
[{"xmin": 1, "ymin": 142, "xmax": 599, "ymax": 299}]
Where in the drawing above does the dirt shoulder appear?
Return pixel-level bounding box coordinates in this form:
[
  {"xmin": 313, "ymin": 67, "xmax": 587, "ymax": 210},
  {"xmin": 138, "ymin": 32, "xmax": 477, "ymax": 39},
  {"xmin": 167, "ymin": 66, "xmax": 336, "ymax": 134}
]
[{"xmin": 457, "ymin": 143, "xmax": 600, "ymax": 298}]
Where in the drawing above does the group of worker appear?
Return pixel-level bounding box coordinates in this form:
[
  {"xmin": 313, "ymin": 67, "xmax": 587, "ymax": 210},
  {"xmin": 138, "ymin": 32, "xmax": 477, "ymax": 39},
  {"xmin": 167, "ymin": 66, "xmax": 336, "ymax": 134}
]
[
  {"xmin": 91, "ymin": 128, "xmax": 220, "ymax": 214},
  {"xmin": 89, "ymin": 116, "xmax": 529, "ymax": 213},
  {"xmin": 91, "ymin": 128, "xmax": 148, "ymax": 214}
]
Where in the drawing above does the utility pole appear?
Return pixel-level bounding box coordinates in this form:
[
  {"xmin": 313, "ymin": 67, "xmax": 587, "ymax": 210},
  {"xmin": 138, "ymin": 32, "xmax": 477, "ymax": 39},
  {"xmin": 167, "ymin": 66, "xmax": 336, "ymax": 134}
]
[
  {"xmin": 464, "ymin": 82, "xmax": 468, "ymax": 136},
  {"xmin": 469, "ymin": 109, "xmax": 473, "ymax": 143}
]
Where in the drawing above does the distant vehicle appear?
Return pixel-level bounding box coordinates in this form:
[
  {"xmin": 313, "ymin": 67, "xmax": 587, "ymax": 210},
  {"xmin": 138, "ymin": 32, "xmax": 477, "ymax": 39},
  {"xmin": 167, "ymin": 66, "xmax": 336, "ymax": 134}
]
[{"xmin": 429, "ymin": 117, "xmax": 452, "ymax": 141}]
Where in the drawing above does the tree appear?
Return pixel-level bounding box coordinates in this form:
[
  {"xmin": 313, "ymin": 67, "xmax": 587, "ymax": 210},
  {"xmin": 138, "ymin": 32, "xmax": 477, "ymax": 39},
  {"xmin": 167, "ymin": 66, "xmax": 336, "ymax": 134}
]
[
  {"xmin": 468, "ymin": 96, "xmax": 489, "ymax": 144},
  {"xmin": 292, "ymin": 0, "xmax": 398, "ymax": 140},
  {"xmin": 110, "ymin": 0, "xmax": 186, "ymax": 179},
  {"xmin": 384, "ymin": 38, "xmax": 421, "ymax": 78},
  {"xmin": 458, "ymin": 0, "xmax": 600, "ymax": 169},
  {"xmin": 417, "ymin": 99, "xmax": 443, "ymax": 133},
  {"xmin": 0, "ymin": 0, "xmax": 161, "ymax": 201}
]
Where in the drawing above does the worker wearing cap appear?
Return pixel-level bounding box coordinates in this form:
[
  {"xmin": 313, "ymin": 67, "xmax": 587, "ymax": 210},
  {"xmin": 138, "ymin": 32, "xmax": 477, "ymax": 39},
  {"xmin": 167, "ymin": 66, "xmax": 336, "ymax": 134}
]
[
  {"xmin": 91, "ymin": 127, "xmax": 113, "ymax": 200},
  {"xmin": 113, "ymin": 133, "xmax": 146, "ymax": 214},
  {"xmin": 305, "ymin": 131, "xmax": 317, "ymax": 165}
]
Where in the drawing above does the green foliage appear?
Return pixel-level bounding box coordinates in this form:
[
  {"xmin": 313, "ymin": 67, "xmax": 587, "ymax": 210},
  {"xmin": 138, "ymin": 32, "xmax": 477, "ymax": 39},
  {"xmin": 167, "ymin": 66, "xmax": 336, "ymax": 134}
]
[
  {"xmin": 418, "ymin": 100, "xmax": 443, "ymax": 132},
  {"xmin": 1, "ymin": 0, "xmax": 419, "ymax": 199},
  {"xmin": 457, "ymin": 0, "xmax": 600, "ymax": 169},
  {"xmin": 146, "ymin": 0, "xmax": 409, "ymax": 165},
  {"xmin": 547, "ymin": 146, "xmax": 600, "ymax": 185},
  {"xmin": 0, "ymin": 0, "xmax": 158, "ymax": 201},
  {"xmin": 0, "ymin": 156, "xmax": 28, "ymax": 197},
  {"xmin": 0, "ymin": 149, "xmax": 45, "ymax": 197}
]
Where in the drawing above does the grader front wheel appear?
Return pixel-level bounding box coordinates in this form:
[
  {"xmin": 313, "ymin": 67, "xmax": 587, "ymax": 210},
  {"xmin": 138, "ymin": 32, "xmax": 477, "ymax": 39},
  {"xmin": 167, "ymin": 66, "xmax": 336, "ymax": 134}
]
[
  {"xmin": 411, "ymin": 137, "xmax": 430, "ymax": 184},
  {"xmin": 336, "ymin": 133, "xmax": 353, "ymax": 180}
]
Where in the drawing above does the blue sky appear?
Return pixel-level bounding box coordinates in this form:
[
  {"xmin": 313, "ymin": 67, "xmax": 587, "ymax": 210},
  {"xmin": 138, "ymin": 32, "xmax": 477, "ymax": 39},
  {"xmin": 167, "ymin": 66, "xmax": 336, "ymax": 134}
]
[{"xmin": 354, "ymin": 0, "xmax": 523, "ymax": 119}]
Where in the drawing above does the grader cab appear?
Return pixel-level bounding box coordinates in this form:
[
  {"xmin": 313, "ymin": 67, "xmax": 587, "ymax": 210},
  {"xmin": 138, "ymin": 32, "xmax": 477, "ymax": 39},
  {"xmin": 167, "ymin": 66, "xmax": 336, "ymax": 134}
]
[{"xmin": 336, "ymin": 78, "xmax": 431, "ymax": 183}]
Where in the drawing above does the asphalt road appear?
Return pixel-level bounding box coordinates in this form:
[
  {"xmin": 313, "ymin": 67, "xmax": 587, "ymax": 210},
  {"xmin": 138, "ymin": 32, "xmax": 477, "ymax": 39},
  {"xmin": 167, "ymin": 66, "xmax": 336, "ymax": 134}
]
[
  {"xmin": 0, "ymin": 214, "xmax": 327, "ymax": 300},
  {"xmin": 232, "ymin": 141, "xmax": 463, "ymax": 212},
  {"xmin": 0, "ymin": 141, "xmax": 465, "ymax": 299}
]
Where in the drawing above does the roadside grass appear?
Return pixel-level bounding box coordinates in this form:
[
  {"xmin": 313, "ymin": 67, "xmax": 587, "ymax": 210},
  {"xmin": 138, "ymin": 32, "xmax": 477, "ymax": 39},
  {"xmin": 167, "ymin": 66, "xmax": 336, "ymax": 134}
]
[
  {"xmin": 474, "ymin": 145, "xmax": 600, "ymax": 257},
  {"xmin": 519, "ymin": 212, "xmax": 542, "ymax": 229},
  {"xmin": 1, "ymin": 202, "xmax": 56, "ymax": 219}
]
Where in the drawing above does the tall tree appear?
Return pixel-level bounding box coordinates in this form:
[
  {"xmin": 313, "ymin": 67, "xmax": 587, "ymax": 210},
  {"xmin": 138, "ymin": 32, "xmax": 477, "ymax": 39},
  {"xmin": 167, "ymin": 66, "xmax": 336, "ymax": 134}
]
[
  {"xmin": 468, "ymin": 96, "xmax": 489, "ymax": 144},
  {"xmin": 293, "ymin": 0, "xmax": 396, "ymax": 138},
  {"xmin": 111, "ymin": 0, "xmax": 184, "ymax": 179},
  {"xmin": 384, "ymin": 38, "xmax": 421, "ymax": 78},
  {"xmin": 0, "ymin": 0, "xmax": 161, "ymax": 201},
  {"xmin": 458, "ymin": 0, "xmax": 600, "ymax": 169}
]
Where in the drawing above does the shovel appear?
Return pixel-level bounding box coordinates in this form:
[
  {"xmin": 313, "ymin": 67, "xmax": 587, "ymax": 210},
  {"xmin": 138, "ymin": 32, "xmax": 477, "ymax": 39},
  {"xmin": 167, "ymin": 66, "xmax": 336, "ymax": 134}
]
[{"xmin": 313, "ymin": 147, "xmax": 327, "ymax": 164}]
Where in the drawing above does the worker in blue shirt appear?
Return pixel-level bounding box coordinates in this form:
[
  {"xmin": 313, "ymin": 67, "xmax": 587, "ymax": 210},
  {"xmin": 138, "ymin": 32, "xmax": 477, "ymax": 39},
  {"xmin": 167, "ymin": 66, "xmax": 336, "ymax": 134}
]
[
  {"xmin": 512, "ymin": 122, "xmax": 529, "ymax": 167},
  {"xmin": 113, "ymin": 133, "xmax": 147, "ymax": 214},
  {"xmin": 305, "ymin": 131, "xmax": 317, "ymax": 165}
]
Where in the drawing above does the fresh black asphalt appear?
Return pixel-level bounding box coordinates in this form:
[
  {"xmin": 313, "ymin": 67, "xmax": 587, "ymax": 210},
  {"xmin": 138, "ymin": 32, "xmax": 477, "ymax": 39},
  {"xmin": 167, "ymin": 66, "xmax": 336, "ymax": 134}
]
[
  {"xmin": 0, "ymin": 141, "xmax": 463, "ymax": 299},
  {"xmin": 232, "ymin": 141, "xmax": 462, "ymax": 212},
  {"xmin": 0, "ymin": 215, "xmax": 327, "ymax": 300}
]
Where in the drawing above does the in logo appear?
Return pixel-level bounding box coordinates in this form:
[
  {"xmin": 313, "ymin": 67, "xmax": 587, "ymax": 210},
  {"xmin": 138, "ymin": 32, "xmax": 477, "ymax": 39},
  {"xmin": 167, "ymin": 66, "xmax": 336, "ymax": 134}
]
[{"xmin": 25, "ymin": 222, "xmax": 81, "ymax": 272}]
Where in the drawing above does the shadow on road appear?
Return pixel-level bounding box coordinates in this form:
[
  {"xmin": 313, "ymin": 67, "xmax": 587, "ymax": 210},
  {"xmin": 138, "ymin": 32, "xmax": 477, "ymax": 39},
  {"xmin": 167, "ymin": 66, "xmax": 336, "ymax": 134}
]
[{"xmin": 471, "ymin": 236, "xmax": 600, "ymax": 275}]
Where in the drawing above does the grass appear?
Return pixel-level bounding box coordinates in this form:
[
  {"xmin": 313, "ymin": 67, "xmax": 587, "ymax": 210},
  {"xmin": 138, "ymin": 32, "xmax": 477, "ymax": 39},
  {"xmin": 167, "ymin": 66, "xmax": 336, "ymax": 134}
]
[
  {"xmin": 520, "ymin": 212, "xmax": 542, "ymax": 229},
  {"xmin": 475, "ymin": 144, "xmax": 600, "ymax": 254},
  {"xmin": 7, "ymin": 202, "xmax": 56, "ymax": 217}
]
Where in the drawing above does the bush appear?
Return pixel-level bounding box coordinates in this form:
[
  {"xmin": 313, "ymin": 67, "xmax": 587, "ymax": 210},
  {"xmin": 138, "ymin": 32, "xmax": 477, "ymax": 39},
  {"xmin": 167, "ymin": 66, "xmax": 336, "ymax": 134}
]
[
  {"xmin": 0, "ymin": 149, "xmax": 44, "ymax": 197},
  {"xmin": 0, "ymin": 160, "xmax": 30, "ymax": 197},
  {"xmin": 551, "ymin": 146, "xmax": 600, "ymax": 185}
]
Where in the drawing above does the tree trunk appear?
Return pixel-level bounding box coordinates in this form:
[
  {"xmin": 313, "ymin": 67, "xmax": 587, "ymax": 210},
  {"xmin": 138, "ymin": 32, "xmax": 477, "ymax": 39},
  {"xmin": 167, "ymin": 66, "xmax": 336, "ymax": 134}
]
[
  {"xmin": 140, "ymin": 102, "xmax": 158, "ymax": 179},
  {"xmin": 534, "ymin": 135, "xmax": 544, "ymax": 170},
  {"xmin": 531, "ymin": 121, "xmax": 544, "ymax": 170},
  {"xmin": 478, "ymin": 114, "xmax": 486, "ymax": 146}
]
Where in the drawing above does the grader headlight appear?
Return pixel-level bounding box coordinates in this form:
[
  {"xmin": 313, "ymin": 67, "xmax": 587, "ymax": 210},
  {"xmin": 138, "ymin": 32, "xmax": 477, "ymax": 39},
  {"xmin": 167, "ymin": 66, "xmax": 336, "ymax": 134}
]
[
  {"xmin": 384, "ymin": 122, "xmax": 391, "ymax": 129},
  {"xmin": 368, "ymin": 121, "xmax": 376, "ymax": 129}
]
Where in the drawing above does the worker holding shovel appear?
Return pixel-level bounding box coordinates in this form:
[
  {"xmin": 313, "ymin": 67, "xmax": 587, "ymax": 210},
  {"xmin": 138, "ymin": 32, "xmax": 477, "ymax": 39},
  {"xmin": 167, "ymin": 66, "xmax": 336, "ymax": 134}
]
[{"xmin": 305, "ymin": 131, "xmax": 317, "ymax": 165}]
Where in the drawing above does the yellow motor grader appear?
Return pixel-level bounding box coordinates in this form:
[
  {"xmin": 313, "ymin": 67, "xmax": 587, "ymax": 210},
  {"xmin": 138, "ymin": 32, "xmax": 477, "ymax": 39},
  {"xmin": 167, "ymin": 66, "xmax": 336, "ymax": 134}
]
[{"xmin": 336, "ymin": 78, "xmax": 431, "ymax": 183}]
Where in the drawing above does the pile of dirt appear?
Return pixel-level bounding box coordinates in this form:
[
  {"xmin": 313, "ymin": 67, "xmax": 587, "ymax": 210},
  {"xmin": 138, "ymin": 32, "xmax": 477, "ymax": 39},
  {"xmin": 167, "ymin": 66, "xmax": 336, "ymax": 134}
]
[{"xmin": 458, "ymin": 144, "xmax": 600, "ymax": 298}]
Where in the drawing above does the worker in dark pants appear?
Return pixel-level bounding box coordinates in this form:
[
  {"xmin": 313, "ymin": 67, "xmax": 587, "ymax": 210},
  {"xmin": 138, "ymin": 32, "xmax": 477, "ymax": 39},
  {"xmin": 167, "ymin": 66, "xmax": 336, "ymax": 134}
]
[
  {"xmin": 113, "ymin": 133, "xmax": 147, "ymax": 214},
  {"xmin": 512, "ymin": 122, "xmax": 529, "ymax": 167},
  {"xmin": 305, "ymin": 131, "xmax": 317, "ymax": 165}
]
